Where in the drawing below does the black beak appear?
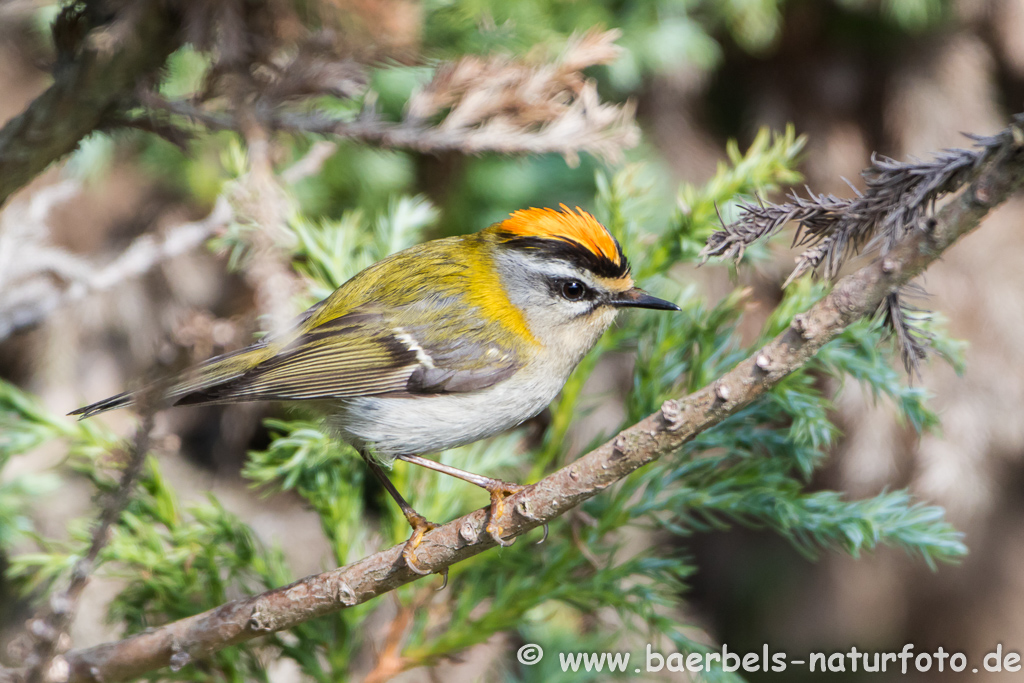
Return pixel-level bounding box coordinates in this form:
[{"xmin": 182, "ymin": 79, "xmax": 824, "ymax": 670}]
[{"xmin": 611, "ymin": 287, "xmax": 680, "ymax": 311}]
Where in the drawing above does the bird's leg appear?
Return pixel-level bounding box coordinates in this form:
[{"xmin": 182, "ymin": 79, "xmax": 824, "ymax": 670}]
[
  {"xmin": 359, "ymin": 451, "xmax": 440, "ymax": 577},
  {"xmin": 397, "ymin": 454, "xmax": 533, "ymax": 547}
]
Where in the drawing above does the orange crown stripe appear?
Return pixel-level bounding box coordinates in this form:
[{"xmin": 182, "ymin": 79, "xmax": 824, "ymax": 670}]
[{"xmin": 499, "ymin": 205, "xmax": 622, "ymax": 266}]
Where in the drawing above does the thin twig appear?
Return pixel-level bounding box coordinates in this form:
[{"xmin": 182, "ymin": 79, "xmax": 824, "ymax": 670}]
[
  {"xmin": 280, "ymin": 141, "xmax": 338, "ymax": 185},
  {"xmin": 1, "ymin": 113, "xmax": 1020, "ymax": 683},
  {"xmin": 363, "ymin": 591, "xmax": 428, "ymax": 683},
  {"xmin": 703, "ymin": 114, "xmax": 1024, "ymax": 373},
  {"xmin": 137, "ymin": 30, "xmax": 638, "ymax": 167},
  {"xmin": 21, "ymin": 412, "xmax": 156, "ymax": 683},
  {"xmin": 142, "ymin": 75, "xmax": 638, "ymax": 166},
  {"xmin": 705, "ymin": 118, "xmax": 1024, "ymax": 274},
  {"xmin": 176, "ymin": 104, "xmax": 637, "ymax": 164},
  {"xmin": 234, "ymin": 118, "xmax": 303, "ymax": 335},
  {"xmin": 0, "ymin": 196, "xmax": 233, "ymax": 342}
]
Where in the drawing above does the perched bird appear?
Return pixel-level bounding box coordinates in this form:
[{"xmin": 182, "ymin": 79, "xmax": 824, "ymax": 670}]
[{"xmin": 72, "ymin": 205, "xmax": 678, "ymax": 574}]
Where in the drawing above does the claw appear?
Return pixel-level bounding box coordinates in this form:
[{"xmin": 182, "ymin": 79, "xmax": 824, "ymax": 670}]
[
  {"xmin": 536, "ymin": 523, "xmax": 549, "ymax": 545},
  {"xmin": 487, "ymin": 521, "xmax": 516, "ymax": 547},
  {"xmin": 401, "ymin": 513, "xmax": 439, "ymax": 576},
  {"xmin": 436, "ymin": 567, "xmax": 449, "ymax": 591},
  {"xmin": 485, "ymin": 482, "xmax": 527, "ymax": 547}
]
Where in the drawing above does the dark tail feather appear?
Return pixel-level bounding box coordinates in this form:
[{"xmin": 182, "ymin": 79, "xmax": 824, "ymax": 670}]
[
  {"xmin": 68, "ymin": 335, "xmax": 280, "ymax": 419},
  {"xmin": 69, "ymin": 391, "xmax": 135, "ymax": 419},
  {"xmin": 68, "ymin": 347, "xmax": 264, "ymax": 419}
]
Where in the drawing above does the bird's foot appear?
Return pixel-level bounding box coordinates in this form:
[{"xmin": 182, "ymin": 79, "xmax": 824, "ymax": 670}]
[
  {"xmin": 401, "ymin": 511, "xmax": 440, "ymax": 576},
  {"xmin": 484, "ymin": 481, "xmax": 528, "ymax": 547}
]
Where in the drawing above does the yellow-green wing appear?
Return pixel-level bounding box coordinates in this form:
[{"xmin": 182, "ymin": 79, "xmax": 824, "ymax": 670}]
[
  {"xmin": 71, "ymin": 284, "xmax": 526, "ymax": 418},
  {"xmin": 170, "ymin": 307, "xmax": 523, "ymax": 404},
  {"xmin": 172, "ymin": 313, "xmax": 418, "ymax": 403}
]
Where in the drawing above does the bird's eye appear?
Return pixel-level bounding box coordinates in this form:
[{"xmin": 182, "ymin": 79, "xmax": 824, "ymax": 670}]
[{"xmin": 560, "ymin": 279, "xmax": 587, "ymax": 301}]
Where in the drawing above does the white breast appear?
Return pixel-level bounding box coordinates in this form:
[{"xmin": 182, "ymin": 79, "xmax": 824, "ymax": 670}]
[
  {"xmin": 332, "ymin": 359, "xmax": 570, "ymax": 459},
  {"xmin": 332, "ymin": 282, "xmax": 620, "ymax": 459}
]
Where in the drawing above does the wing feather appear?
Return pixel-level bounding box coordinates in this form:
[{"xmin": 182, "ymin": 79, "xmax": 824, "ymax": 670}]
[
  {"xmin": 178, "ymin": 332, "xmax": 418, "ymax": 403},
  {"xmin": 172, "ymin": 304, "xmax": 525, "ymax": 404},
  {"xmin": 73, "ymin": 287, "xmax": 529, "ymax": 418}
]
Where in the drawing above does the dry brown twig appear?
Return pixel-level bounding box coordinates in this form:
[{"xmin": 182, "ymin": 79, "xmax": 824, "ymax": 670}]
[
  {"xmin": 401, "ymin": 29, "xmax": 636, "ymax": 165},
  {"xmin": 147, "ymin": 29, "xmax": 639, "ymax": 166},
  {"xmin": 703, "ymin": 116, "xmax": 1024, "ymax": 375},
  {"xmin": 18, "ymin": 411, "xmax": 156, "ymax": 683},
  {"xmin": 362, "ymin": 590, "xmax": 432, "ymax": 683},
  {"xmin": 230, "ymin": 118, "xmax": 303, "ymax": 335},
  {"xmin": 1, "ymin": 115, "xmax": 1021, "ymax": 683},
  {"xmin": 0, "ymin": 134, "xmax": 341, "ymax": 343},
  {"xmin": 0, "ymin": 195, "xmax": 234, "ymax": 342}
]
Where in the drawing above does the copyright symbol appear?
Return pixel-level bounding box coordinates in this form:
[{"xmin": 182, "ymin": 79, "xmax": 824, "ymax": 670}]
[{"xmin": 517, "ymin": 643, "xmax": 544, "ymax": 665}]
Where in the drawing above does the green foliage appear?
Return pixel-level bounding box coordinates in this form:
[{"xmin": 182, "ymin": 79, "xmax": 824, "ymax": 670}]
[
  {"xmin": 0, "ymin": 473, "xmax": 57, "ymax": 554},
  {"xmin": 670, "ymin": 125, "xmax": 805, "ymax": 266},
  {"xmin": 422, "ymin": 0, "xmax": 793, "ymax": 83},
  {"xmin": 0, "ymin": 385, "xmax": 76, "ymax": 553},
  {"xmin": 243, "ymin": 419, "xmax": 367, "ymax": 566},
  {"xmin": 160, "ymin": 46, "xmax": 212, "ymax": 100},
  {"xmin": 288, "ymin": 194, "xmax": 438, "ymax": 300},
  {"xmin": 833, "ymin": 0, "xmax": 950, "ymax": 31}
]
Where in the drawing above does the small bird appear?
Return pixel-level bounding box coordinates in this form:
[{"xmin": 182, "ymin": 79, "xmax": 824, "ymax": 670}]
[{"xmin": 72, "ymin": 205, "xmax": 678, "ymax": 573}]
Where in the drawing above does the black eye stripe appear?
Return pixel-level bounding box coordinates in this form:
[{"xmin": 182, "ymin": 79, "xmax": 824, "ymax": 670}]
[{"xmin": 496, "ymin": 232, "xmax": 631, "ymax": 279}]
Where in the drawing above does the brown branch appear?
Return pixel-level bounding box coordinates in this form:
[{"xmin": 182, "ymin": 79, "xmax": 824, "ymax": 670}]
[
  {"xmin": 149, "ymin": 96, "xmax": 638, "ymax": 166},
  {"xmin": 140, "ymin": 26, "xmax": 639, "ymax": 168},
  {"xmin": 0, "ymin": 2, "xmax": 181, "ymax": 209},
  {"xmin": 0, "ymin": 118, "xmax": 1019, "ymax": 683},
  {"xmin": 277, "ymin": 102, "xmax": 638, "ymax": 163}
]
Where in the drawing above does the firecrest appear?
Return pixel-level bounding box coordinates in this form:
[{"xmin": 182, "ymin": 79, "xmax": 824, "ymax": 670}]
[{"xmin": 73, "ymin": 205, "xmax": 679, "ymax": 574}]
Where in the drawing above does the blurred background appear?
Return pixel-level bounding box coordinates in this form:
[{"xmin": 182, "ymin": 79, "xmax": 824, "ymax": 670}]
[{"xmin": 1, "ymin": 0, "xmax": 1023, "ymax": 681}]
